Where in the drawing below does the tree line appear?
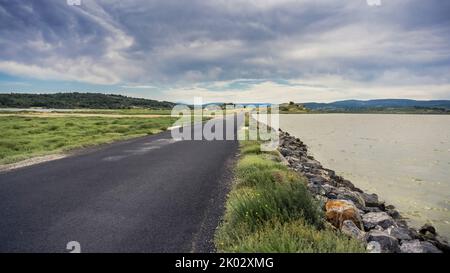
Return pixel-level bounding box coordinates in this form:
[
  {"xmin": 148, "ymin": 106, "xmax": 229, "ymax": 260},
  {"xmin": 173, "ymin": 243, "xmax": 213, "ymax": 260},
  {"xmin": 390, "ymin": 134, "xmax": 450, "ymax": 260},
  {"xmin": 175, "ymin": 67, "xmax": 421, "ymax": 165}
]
[{"xmin": 0, "ymin": 93, "xmax": 176, "ymax": 109}]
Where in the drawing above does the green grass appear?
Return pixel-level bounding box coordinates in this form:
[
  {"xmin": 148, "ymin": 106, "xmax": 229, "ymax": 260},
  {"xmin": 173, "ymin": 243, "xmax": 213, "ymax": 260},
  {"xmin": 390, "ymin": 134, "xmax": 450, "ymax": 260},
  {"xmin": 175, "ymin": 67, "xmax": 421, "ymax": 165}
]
[
  {"xmin": 215, "ymin": 139, "xmax": 366, "ymax": 253},
  {"xmin": 0, "ymin": 108, "xmax": 245, "ymax": 116},
  {"xmin": 54, "ymin": 109, "xmax": 174, "ymax": 115},
  {"xmin": 0, "ymin": 116, "xmax": 179, "ymax": 164},
  {"xmin": 279, "ymin": 103, "xmax": 309, "ymax": 114},
  {"xmin": 221, "ymin": 219, "xmax": 365, "ymax": 253},
  {"xmin": 240, "ymin": 142, "xmax": 262, "ymax": 155},
  {"xmin": 0, "ymin": 109, "xmax": 174, "ymax": 115},
  {"xmin": 244, "ymin": 112, "xmax": 250, "ymax": 127}
]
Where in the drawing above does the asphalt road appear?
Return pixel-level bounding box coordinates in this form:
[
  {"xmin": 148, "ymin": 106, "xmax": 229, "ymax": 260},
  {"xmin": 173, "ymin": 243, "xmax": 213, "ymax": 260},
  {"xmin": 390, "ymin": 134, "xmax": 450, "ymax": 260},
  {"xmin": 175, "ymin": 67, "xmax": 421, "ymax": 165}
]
[{"xmin": 0, "ymin": 115, "xmax": 241, "ymax": 253}]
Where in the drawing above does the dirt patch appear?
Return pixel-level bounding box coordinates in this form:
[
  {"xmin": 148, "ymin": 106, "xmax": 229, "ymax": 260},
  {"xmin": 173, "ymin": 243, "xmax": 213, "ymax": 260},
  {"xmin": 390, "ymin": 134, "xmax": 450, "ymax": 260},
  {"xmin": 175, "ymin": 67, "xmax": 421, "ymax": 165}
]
[{"xmin": 0, "ymin": 154, "xmax": 67, "ymax": 173}]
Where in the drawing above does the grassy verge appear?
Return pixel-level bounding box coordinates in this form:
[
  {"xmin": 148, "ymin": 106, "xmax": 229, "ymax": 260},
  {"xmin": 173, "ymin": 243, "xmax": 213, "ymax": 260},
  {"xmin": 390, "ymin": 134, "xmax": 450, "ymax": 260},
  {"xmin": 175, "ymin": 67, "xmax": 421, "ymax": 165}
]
[
  {"xmin": 0, "ymin": 116, "xmax": 182, "ymax": 164},
  {"xmin": 0, "ymin": 108, "xmax": 173, "ymax": 115},
  {"xmin": 0, "ymin": 108, "xmax": 247, "ymax": 116},
  {"xmin": 215, "ymin": 139, "xmax": 365, "ymax": 253},
  {"xmin": 53, "ymin": 109, "xmax": 173, "ymax": 115}
]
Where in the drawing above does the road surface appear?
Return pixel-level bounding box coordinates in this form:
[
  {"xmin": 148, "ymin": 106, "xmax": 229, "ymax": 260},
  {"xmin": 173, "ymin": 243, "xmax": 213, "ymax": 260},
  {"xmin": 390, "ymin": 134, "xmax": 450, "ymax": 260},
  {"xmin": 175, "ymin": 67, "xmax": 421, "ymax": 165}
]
[{"xmin": 0, "ymin": 115, "xmax": 241, "ymax": 253}]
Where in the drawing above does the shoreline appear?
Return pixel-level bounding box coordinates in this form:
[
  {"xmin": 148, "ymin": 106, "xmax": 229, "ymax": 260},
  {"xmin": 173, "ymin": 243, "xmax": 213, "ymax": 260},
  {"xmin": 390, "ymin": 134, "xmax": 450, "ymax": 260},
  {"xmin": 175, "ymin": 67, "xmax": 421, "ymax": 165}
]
[
  {"xmin": 278, "ymin": 129, "xmax": 450, "ymax": 253},
  {"xmin": 280, "ymin": 112, "xmax": 450, "ymax": 115}
]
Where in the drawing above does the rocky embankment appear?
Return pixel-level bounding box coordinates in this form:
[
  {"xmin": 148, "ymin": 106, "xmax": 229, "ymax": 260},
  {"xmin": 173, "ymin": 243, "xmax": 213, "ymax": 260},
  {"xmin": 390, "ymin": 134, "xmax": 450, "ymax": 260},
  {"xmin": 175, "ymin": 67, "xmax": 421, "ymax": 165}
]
[{"xmin": 278, "ymin": 130, "xmax": 450, "ymax": 253}]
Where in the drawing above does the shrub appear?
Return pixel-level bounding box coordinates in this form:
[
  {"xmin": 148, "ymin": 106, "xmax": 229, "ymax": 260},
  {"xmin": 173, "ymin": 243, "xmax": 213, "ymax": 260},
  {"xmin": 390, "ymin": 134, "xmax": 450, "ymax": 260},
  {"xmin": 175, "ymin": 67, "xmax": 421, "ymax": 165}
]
[
  {"xmin": 215, "ymin": 140, "xmax": 365, "ymax": 253},
  {"xmin": 240, "ymin": 143, "xmax": 261, "ymax": 155},
  {"xmin": 114, "ymin": 126, "xmax": 129, "ymax": 133},
  {"xmin": 218, "ymin": 219, "xmax": 365, "ymax": 253},
  {"xmin": 225, "ymin": 179, "xmax": 323, "ymax": 232}
]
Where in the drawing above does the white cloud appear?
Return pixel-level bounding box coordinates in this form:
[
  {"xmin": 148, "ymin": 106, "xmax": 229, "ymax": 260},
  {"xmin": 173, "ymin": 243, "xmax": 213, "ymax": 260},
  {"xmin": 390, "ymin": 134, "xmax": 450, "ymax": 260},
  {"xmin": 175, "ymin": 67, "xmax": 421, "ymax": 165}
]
[
  {"xmin": 121, "ymin": 85, "xmax": 157, "ymax": 89},
  {"xmin": 0, "ymin": 1, "xmax": 140, "ymax": 85},
  {"xmin": 275, "ymin": 23, "xmax": 450, "ymax": 68},
  {"xmin": 367, "ymin": 0, "xmax": 382, "ymax": 7},
  {"xmin": 150, "ymin": 74, "xmax": 450, "ymax": 104},
  {"xmin": 0, "ymin": 59, "xmax": 122, "ymax": 85}
]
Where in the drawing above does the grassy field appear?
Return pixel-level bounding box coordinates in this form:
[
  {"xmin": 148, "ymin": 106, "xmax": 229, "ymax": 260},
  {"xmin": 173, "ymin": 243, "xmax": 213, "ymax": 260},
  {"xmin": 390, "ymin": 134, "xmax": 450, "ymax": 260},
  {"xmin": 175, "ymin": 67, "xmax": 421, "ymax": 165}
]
[
  {"xmin": 214, "ymin": 139, "xmax": 365, "ymax": 253},
  {"xmin": 0, "ymin": 115, "xmax": 182, "ymax": 165},
  {"xmin": 0, "ymin": 108, "xmax": 173, "ymax": 116},
  {"xmin": 53, "ymin": 109, "xmax": 173, "ymax": 115},
  {"xmin": 0, "ymin": 108, "xmax": 246, "ymax": 116}
]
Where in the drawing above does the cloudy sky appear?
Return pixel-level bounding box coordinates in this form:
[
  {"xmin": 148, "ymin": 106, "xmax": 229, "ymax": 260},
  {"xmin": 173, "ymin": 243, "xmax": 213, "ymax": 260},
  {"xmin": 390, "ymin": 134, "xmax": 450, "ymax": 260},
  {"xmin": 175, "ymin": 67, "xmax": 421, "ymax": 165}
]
[{"xmin": 0, "ymin": 0, "xmax": 449, "ymax": 103}]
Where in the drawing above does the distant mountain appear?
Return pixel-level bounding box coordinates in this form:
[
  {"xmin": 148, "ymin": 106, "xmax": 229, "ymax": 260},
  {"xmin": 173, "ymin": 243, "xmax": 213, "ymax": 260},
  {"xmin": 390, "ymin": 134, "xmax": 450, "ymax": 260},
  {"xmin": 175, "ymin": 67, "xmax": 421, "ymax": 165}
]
[
  {"xmin": 0, "ymin": 93, "xmax": 176, "ymax": 109},
  {"xmin": 202, "ymin": 103, "xmax": 272, "ymax": 107},
  {"xmin": 303, "ymin": 99, "xmax": 450, "ymax": 112}
]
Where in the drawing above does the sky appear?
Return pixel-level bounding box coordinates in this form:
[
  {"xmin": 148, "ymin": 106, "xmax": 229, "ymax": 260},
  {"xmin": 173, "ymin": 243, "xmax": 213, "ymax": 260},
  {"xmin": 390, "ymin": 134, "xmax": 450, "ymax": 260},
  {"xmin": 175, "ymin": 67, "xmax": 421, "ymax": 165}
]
[{"xmin": 0, "ymin": 0, "xmax": 449, "ymax": 103}]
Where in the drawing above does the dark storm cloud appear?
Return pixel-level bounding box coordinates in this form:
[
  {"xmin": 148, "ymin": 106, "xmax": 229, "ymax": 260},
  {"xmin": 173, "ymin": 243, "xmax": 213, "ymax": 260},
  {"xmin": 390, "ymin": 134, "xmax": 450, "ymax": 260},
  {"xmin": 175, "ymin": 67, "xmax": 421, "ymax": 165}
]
[
  {"xmin": 0, "ymin": 0, "xmax": 109, "ymax": 61},
  {"xmin": 0, "ymin": 0, "xmax": 449, "ymax": 89}
]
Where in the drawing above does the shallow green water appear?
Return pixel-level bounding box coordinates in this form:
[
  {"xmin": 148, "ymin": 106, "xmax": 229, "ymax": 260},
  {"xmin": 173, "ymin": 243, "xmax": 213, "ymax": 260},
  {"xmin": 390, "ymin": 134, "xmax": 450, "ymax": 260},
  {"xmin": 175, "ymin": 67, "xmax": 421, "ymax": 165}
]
[{"xmin": 280, "ymin": 114, "xmax": 450, "ymax": 239}]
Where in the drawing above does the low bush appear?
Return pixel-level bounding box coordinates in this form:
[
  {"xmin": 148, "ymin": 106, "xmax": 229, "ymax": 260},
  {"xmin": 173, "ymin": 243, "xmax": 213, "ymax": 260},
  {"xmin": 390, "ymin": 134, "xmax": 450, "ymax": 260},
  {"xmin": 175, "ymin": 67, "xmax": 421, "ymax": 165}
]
[
  {"xmin": 215, "ymin": 139, "xmax": 365, "ymax": 253},
  {"xmin": 218, "ymin": 219, "xmax": 365, "ymax": 253}
]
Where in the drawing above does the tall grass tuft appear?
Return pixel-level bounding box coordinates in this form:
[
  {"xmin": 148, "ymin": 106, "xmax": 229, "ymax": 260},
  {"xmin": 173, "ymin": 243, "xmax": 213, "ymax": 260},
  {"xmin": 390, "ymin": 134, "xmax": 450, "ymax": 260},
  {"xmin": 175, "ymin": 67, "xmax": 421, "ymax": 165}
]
[
  {"xmin": 219, "ymin": 219, "xmax": 365, "ymax": 253},
  {"xmin": 215, "ymin": 138, "xmax": 366, "ymax": 253}
]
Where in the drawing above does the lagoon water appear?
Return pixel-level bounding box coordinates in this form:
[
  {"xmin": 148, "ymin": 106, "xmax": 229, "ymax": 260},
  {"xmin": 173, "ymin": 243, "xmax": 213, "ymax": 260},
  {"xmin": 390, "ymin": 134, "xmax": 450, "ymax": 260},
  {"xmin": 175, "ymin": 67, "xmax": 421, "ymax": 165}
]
[{"xmin": 280, "ymin": 114, "xmax": 450, "ymax": 238}]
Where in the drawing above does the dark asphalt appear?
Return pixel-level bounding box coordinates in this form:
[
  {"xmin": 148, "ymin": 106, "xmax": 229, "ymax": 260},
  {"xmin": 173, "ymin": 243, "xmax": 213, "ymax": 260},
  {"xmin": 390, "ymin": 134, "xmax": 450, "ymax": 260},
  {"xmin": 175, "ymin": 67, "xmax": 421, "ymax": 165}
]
[{"xmin": 0, "ymin": 115, "xmax": 241, "ymax": 253}]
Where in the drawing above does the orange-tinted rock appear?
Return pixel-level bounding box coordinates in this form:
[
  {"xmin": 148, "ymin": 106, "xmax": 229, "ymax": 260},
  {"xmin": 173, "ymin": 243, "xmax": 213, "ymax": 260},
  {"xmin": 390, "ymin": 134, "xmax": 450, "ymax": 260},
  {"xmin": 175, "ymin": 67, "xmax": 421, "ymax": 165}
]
[{"xmin": 325, "ymin": 199, "xmax": 363, "ymax": 229}]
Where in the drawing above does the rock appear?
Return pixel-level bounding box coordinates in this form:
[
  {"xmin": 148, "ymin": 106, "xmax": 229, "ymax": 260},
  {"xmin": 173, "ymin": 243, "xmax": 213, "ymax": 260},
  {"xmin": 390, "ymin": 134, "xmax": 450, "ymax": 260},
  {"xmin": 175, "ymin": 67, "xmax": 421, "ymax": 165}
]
[
  {"xmin": 315, "ymin": 168, "xmax": 332, "ymax": 178},
  {"xmin": 286, "ymin": 156, "xmax": 300, "ymax": 163},
  {"xmin": 323, "ymin": 168, "xmax": 336, "ymax": 178},
  {"xmin": 361, "ymin": 193, "xmax": 381, "ymax": 207},
  {"xmin": 400, "ymin": 240, "xmax": 442, "ymax": 253},
  {"xmin": 385, "ymin": 204, "xmax": 396, "ymax": 210},
  {"xmin": 336, "ymin": 188, "xmax": 366, "ymax": 209},
  {"xmin": 338, "ymin": 179, "xmax": 363, "ymax": 193},
  {"xmin": 304, "ymin": 159, "xmax": 322, "ymax": 169},
  {"xmin": 288, "ymin": 144, "xmax": 299, "ymax": 150},
  {"xmin": 366, "ymin": 230, "xmax": 400, "ymax": 253},
  {"xmin": 327, "ymin": 192, "xmax": 338, "ymax": 199},
  {"xmin": 362, "ymin": 206, "xmax": 383, "ymax": 213},
  {"xmin": 387, "ymin": 226, "xmax": 412, "ymax": 241},
  {"xmin": 321, "ymin": 184, "xmax": 336, "ymax": 195},
  {"xmin": 373, "ymin": 225, "xmax": 385, "ymax": 231},
  {"xmin": 395, "ymin": 219, "xmax": 409, "ymax": 228},
  {"xmin": 424, "ymin": 235, "xmax": 450, "ymax": 252},
  {"xmin": 367, "ymin": 241, "xmax": 382, "ymax": 253},
  {"xmin": 407, "ymin": 228, "xmax": 421, "ymax": 240},
  {"xmin": 315, "ymin": 194, "xmax": 328, "ymax": 205},
  {"xmin": 279, "ymin": 147, "xmax": 293, "ymax": 157},
  {"xmin": 386, "ymin": 208, "xmax": 401, "ymax": 219},
  {"xmin": 309, "ymin": 175, "xmax": 328, "ymax": 185},
  {"xmin": 324, "ymin": 179, "xmax": 339, "ymax": 188},
  {"xmin": 363, "ymin": 212, "xmax": 396, "ymax": 230},
  {"xmin": 325, "ymin": 199, "xmax": 363, "ymax": 229},
  {"xmin": 357, "ymin": 208, "xmax": 365, "ymax": 216},
  {"xmin": 419, "ymin": 223, "xmax": 436, "ymax": 235},
  {"xmin": 278, "ymin": 129, "xmax": 448, "ymax": 253},
  {"xmin": 304, "ymin": 169, "xmax": 318, "ymax": 176},
  {"xmin": 341, "ymin": 220, "xmax": 366, "ymax": 240},
  {"xmin": 307, "ymin": 182, "xmax": 326, "ymax": 196}
]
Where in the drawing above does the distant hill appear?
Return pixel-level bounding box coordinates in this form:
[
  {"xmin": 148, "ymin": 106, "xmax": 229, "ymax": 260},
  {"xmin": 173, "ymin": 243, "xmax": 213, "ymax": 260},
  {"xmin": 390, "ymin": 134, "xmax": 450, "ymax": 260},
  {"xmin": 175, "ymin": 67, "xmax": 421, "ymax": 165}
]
[
  {"xmin": 0, "ymin": 93, "xmax": 176, "ymax": 109},
  {"xmin": 302, "ymin": 99, "xmax": 450, "ymax": 113},
  {"xmin": 279, "ymin": 102, "xmax": 308, "ymax": 113}
]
